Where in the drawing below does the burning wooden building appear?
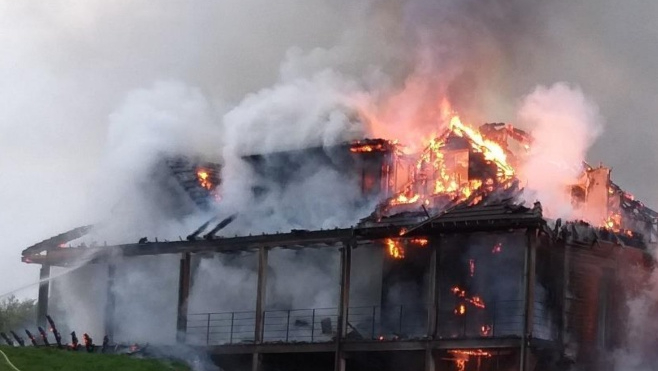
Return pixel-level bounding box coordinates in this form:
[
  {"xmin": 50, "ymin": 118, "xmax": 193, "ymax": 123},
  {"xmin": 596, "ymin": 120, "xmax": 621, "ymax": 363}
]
[{"xmin": 20, "ymin": 117, "xmax": 657, "ymax": 371}]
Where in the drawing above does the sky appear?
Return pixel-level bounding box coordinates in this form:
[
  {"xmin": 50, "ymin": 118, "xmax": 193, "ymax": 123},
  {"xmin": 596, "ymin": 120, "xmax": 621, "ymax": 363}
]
[{"xmin": 1, "ymin": 0, "xmax": 657, "ymax": 300}]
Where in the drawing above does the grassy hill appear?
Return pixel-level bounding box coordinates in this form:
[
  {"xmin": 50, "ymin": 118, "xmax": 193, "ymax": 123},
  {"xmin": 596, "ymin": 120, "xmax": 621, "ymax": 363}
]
[{"xmin": 0, "ymin": 346, "xmax": 191, "ymax": 371}]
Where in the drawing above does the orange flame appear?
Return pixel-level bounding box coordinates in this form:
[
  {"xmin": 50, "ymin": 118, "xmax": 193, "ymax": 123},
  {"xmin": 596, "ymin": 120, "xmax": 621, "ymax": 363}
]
[
  {"xmin": 451, "ymin": 286, "xmax": 486, "ymax": 309},
  {"xmin": 448, "ymin": 349, "xmax": 492, "ymax": 357},
  {"xmin": 384, "ymin": 114, "xmax": 516, "ymax": 213},
  {"xmin": 449, "ymin": 349, "xmax": 492, "ymax": 371},
  {"xmin": 603, "ymin": 212, "xmax": 622, "ymax": 232},
  {"xmin": 386, "ymin": 238, "xmax": 404, "ymax": 259},
  {"xmin": 454, "ymin": 304, "xmax": 466, "ymax": 316},
  {"xmin": 196, "ymin": 168, "xmax": 214, "ymax": 190},
  {"xmin": 350, "ymin": 142, "xmax": 386, "ymax": 153},
  {"xmin": 410, "ymin": 238, "xmax": 429, "ymax": 247}
]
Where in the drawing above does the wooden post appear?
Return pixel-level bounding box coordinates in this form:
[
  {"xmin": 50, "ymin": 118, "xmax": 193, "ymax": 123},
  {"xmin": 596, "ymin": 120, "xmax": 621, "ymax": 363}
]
[
  {"xmin": 334, "ymin": 242, "xmax": 352, "ymax": 371},
  {"xmin": 520, "ymin": 229, "xmax": 538, "ymax": 371},
  {"xmin": 36, "ymin": 264, "xmax": 51, "ymax": 328},
  {"xmin": 254, "ymin": 247, "xmax": 269, "ymax": 344},
  {"xmin": 251, "ymin": 353, "xmax": 263, "ymax": 371},
  {"xmin": 104, "ymin": 263, "xmax": 116, "ymax": 341},
  {"xmin": 424, "ymin": 348, "xmax": 436, "ymax": 371},
  {"xmin": 426, "ymin": 237, "xmax": 440, "ymax": 339},
  {"xmin": 560, "ymin": 243, "xmax": 571, "ymax": 349},
  {"xmin": 176, "ymin": 253, "xmax": 192, "ymax": 344},
  {"xmin": 252, "ymin": 247, "xmax": 269, "ymax": 371}
]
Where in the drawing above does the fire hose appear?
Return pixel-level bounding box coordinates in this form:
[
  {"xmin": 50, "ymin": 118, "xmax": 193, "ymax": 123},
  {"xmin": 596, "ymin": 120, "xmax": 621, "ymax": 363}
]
[{"xmin": 0, "ymin": 349, "xmax": 21, "ymax": 371}]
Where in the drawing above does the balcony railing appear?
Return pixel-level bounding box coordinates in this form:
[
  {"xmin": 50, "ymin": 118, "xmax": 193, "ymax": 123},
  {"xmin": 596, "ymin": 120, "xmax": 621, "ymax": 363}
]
[{"xmin": 186, "ymin": 301, "xmax": 555, "ymax": 346}]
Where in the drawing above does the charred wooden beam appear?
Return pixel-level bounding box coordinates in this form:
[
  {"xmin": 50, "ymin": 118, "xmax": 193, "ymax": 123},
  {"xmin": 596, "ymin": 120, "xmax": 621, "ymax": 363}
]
[
  {"xmin": 176, "ymin": 253, "xmax": 192, "ymax": 343},
  {"xmin": 254, "ymin": 247, "xmax": 269, "ymax": 345},
  {"xmin": 424, "ymin": 348, "xmax": 435, "ymax": 371},
  {"xmin": 334, "ymin": 241, "xmax": 352, "ymax": 371},
  {"xmin": 37, "ymin": 326, "xmax": 50, "ymax": 346},
  {"xmin": 520, "ymin": 228, "xmax": 538, "ymax": 371},
  {"xmin": 203, "ymin": 214, "xmax": 237, "ymax": 240},
  {"xmin": 37, "ymin": 264, "xmax": 50, "ymax": 328},
  {"xmin": 29, "ymin": 228, "xmax": 357, "ymax": 266},
  {"xmin": 186, "ymin": 217, "xmax": 217, "ymax": 241},
  {"xmin": 10, "ymin": 331, "xmax": 25, "ymax": 347},
  {"xmin": 46, "ymin": 315, "xmax": 62, "ymax": 348},
  {"xmin": 426, "ymin": 237, "xmax": 440, "ymax": 339},
  {"xmin": 104, "ymin": 263, "xmax": 116, "ymax": 342},
  {"xmin": 23, "ymin": 207, "xmax": 546, "ymax": 267},
  {"xmin": 252, "ymin": 247, "xmax": 269, "ymax": 371},
  {"xmin": 21, "ymin": 225, "xmax": 93, "ymax": 257},
  {"xmin": 0, "ymin": 332, "xmax": 13, "ymax": 346},
  {"xmin": 25, "ymin": 330, "xmax": 37, "ymax": 347}
]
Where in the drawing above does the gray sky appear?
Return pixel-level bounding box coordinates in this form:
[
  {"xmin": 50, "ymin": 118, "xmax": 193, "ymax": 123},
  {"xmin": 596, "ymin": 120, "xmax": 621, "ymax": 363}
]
[{"xmin": 1, "ymin": 0, "xmax": 657, "ymax": 299}]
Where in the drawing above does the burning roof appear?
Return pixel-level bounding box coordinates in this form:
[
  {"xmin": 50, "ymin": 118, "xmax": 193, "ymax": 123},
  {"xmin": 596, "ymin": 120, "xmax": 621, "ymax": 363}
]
[
  {"xmin": 356, "ymin": 114, "xmax": 657, "ymax": 250},
  {"xmin": 20, "ymin": 114, "xmax": 658, "ymax": 264}
]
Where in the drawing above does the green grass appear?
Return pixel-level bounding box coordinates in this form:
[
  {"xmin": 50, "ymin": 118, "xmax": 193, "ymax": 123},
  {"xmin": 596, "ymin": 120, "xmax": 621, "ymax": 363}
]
[{"xmin": 0, "ymin": 346, "xmax": 191, "ymax": 371}]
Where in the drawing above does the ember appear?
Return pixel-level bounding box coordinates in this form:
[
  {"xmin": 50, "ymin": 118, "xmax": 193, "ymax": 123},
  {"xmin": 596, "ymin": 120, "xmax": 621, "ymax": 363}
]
[
  {"xmin": 448, "ymin": 349, "xmax": 492, "ymax": 371},
  {"xmin": 350, "ymin": 141, "xmax": 388, "ymax": 153},
  {"xmin": 451, "ymin": 286, "xmax": 486, "ymax": 309},
  {"xmin": 448, "ymin": 349, "xmax": 492, "ymax": 358},
  {"xmin": 410, "ymin": 238, "xmax": 429, "ymax": 247}
]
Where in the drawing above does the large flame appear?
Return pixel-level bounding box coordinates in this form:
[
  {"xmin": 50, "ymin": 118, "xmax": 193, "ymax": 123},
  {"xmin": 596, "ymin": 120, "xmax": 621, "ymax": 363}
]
[
  {"xmin": 364, "ymin": 106, "xmax": 633, "ymax": 260},
  {"xmin": 385, "ymin": 114, "xmax": 515, "ymax": 214}
]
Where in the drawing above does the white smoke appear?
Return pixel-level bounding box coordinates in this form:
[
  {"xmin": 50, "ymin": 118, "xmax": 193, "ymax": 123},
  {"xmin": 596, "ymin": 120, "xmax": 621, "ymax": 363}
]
[
  {"xmin": 222, "ymin": 71, "xmax": 365, "ymax": 156},
  {"xmin": 516, "ymin": 83, "xmax": 604, "ymax": 219},
  {"xmin": 613, "ymin": 266, "xmax": 658, "ymax": 371}
]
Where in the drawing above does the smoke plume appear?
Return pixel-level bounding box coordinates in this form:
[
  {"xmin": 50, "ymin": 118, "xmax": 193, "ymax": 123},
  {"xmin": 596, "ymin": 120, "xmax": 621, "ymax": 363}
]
[{"xmin": 516, "ymin": 83, "xmax": 604, "ymax": 219}]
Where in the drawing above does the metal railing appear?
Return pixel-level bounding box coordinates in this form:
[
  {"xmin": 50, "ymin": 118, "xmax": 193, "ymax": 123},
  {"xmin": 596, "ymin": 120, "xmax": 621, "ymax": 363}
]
[
  {"xmin": 347, "ymin": 305, "xmax": 427, "ymax": 340},
  {"xmin": 436, "ymin": 300, "xmax": 556, "ymax": 340},
  {"xmin": 187, "ymin": 311, "xmax": 256, "ymax": 345},
  {"xmin": 186, "ymin": 300, "xmax": 556, "ymax": 346},
  {"xmin": 262, "ymin": 308, "xmax": 338, "ymax": 343}
]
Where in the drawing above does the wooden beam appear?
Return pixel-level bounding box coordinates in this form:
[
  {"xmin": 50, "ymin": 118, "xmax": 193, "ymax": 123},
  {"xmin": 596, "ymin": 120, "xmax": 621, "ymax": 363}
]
[
  {"xmin": 252, "ymin": 248, "xmax": 269, "ymax": 371},
  {"xmin": 104, "ymin": 263, "xmax": 116, "ymax": 341},
  {"xmin": 176, "ymin": 253, "xmax": 192, "ymax": 343},
  {"xmin": 334, "ymin": 242, "xmax": 352, "ymax": 371},
  {"xmin": 426, "ymin": 237, "xmax": 440, "ymax": 339},
  {"xmin": 520, "ymin": 229, "xmax": 538, "ymax": 371},
  {"xmin": 254, "ymin": 247, "xmax": 269, "ymax": 344},
  {"xmin": 36, "ymin": 264, "xmax": 50, "ymax": 328}
]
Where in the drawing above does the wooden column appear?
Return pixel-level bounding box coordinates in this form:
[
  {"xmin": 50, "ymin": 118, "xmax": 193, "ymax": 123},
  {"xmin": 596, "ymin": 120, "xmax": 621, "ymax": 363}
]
[
  {"xmin": 520, "ymin": 229, "xmax": 538, "ymax": 371},
  {"xmin": 104, "ymin": 263, "xmax": 117, "ymax": 341},
  {"xmin": 254, "ymin": 247, "xmax": 269, "ymax": 344},
  {"xmin": 560, "ymin": 243, "xmax": 571, "ymax": 349},
  {"xmin": 176, "ymin": 253, "xmax": 192, "ymax": 344},
  {"xmin": 36, "ymin": 264, "xmax": 51, "ymax": 327},
  {"xmin": 425, "ymin": 237, "xmax": 440, "ymax": 371},
  {"xmin": 426, "ymin": 238, "xmax": 440, "ymax": 339},
  {"xmin": 334, "ymin": 242, "xmax": 352, "ymax": 371},
  {"xmin": 252, "ymin": 247, "xmax": 269, "ymax": 371}
]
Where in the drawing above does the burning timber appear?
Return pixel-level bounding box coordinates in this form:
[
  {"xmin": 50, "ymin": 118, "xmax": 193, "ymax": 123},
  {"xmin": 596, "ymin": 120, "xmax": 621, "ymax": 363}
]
[{"xmin": 19, "ymin": 120, "xmax": 658, "ymax": 371}]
